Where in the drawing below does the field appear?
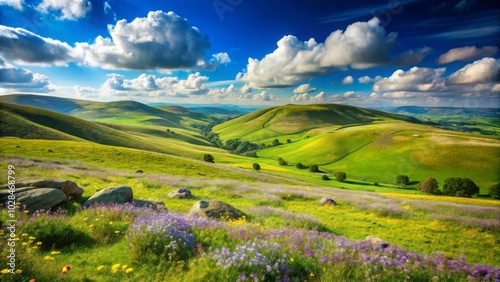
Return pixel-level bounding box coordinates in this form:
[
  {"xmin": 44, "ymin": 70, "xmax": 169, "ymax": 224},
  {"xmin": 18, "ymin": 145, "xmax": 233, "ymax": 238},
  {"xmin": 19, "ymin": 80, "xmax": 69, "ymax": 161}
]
[{"xmin": 0, "ymin": 96, "xmax": 499, "ymax": 281}]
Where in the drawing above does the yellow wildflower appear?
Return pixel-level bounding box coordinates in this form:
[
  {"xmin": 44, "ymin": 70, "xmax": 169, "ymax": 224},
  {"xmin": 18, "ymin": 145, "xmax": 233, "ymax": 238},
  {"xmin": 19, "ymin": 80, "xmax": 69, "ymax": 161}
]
[
  {"xmin": 310, "ymin": 273, "xmax": 315, "ymax": 277},
  {"xmin": 28, "ymin": 236, "xmax": 36, "ymax": 240},
  {"xmin": 109, "ymin": 221, "xmax": 113, "ymax": 225},
  {"xmin": 290, "ymin": 258, "xmax": 294, "ymax": 263},
  {"xmin": 0, "ymin": 230, "xmax": 4, "ymax": 235},
  {"xmin": 89, "ymin": 224, "xmax": 94, "ymax": 228},
  {"xmin": 32, "ymin": 246, "xmax": 38, "ymax": 250},
  {"xmin": 51, "ymin": 251, "xmax": 61, "ymax": 255},
  {"xmin": 125, "ymin": 268, "xmax": 133, "ymax": 274},
  {"xmin": 22, "ymin": 242, "xmax": 28, "ymax": 246},
  {"xmin": 21, "ymin": 233, "xmax": 28, "ymax": 237},
  {"xmin": 94, "ymin": 218, "xmax": 100, "ymax": 222},
  {"xmin": 114, "ymin": 231, "xmax": 120, "ymax": 234},
  {"xmin": 43, "ymin": 256, "xmax": 55, "ymax": 261},
  {"xmin": 15, "ymin": 270, "xmax": 22, "ymax": 274},
  {"xmin": 36, "ymin": 242, "xmax": 42, "ymax": 246},
  {"xmin": 121, "ymin": 265, "xmax": 128, "ymax": 270},
  {"xmin": 111, "ymin": 264, "xmax": 120, "ymax": 270},
  {"xmin": 83, "ymin": 217, "xmax": 88, "ymax": 221},
  {"xmin": 97, "ymin": 265, "xmax": 104, "ymax": 271},
  {"xmin": 1, "ymin": 269, "xmax": 9, "ymax": 274}
]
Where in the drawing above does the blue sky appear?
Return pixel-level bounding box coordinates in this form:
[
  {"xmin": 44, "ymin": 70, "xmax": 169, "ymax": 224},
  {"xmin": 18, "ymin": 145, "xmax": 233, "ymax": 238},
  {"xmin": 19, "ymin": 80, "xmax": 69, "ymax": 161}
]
[{"xmin": 0, "ymin": 0, "xmax": 498, "ymax": 107}]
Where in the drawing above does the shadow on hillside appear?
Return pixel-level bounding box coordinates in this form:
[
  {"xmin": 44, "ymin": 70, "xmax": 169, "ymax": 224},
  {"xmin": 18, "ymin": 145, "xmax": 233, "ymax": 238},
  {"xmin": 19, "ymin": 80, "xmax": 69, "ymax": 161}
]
[{"xmin": 342, "ymin": 180, "xmax": 372, "ymax": 186}]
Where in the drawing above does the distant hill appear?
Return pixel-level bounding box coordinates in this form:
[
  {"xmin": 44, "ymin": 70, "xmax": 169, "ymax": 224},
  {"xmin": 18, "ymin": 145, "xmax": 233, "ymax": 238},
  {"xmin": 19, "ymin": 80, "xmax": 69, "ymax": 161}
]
[
  {"xmin": 382, "ymin": 106, "xmax": 500, "ymax": 118},
  {"xmin": 213, "ymin": 103, "xmax": 421, "ymax": 141},
  {"xmin": 0, "ymin": 94, "xmax": 220, "ymax": 128}
]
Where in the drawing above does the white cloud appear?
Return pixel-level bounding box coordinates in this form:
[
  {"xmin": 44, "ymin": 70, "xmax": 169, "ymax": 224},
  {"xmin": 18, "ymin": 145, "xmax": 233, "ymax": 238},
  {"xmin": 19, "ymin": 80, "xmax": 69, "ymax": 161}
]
[
  {"xmin": 210, "ymin": 52, "xmax": 231, "ymax": 65},
  {"xmin": 447, "ymin": 58, "xmax": 499, "ymax": 85},
  {"xmin": 240, "ymin": 83, "xmax": 252, "ymax": 94},
  {"xmin": 438, "ymin": 46, "xmax": 498, "ymax": 64},
  {"xmin": 290, "ymin": 91, "xmax": 327, "ymax": 103},
  {"xmin": 76, "ymin": 11, "xmax": 214, "ymax": 70},
  {"xmin": 238, "ymin": 17, "xmax": 400, "ymax": 88},
  {"xmin": 0, "ymin": 25, "xmax": 77, "ymax": 66},
  {"xmin": 293, "ymin": 83, "xmax": 317, "ymax": 94},
  {"xmin": 36, "ymin": 0, "xmax": 92, "ymax": 20},
  {"xmin": 101, "ymin": 72, "xmax": 209, "ymax": 97},
  {"xmin": 0, "ymin": 57, "xmax": 53, "ymax": 92},
  {"xmin": 103, "ymin": 1, "xmax": 117, "ymax": 21},
  {"xmin": 252, "ymin": 91, "xmax": 273, "ymax": 101},
  {"xmin": 358, "ymin": 75, "xmax": 383, "ymax": 84},
  {"xmin": 341, "ymin": 75, "xmax": 354, "ymax": 85},
  {"xmin": 373, "ymin": 67, "xmax": 446, "ymax": 92},
  {"xmin": 0, "ymin": 0, "xmax": 23, "ymax": 10}
]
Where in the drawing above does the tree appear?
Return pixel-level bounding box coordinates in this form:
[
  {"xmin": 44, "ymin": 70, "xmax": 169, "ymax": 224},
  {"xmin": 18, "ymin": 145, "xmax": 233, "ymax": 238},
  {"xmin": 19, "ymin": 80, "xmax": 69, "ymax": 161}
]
[
  {"xmin": 272, "ymin": 139, "xmax": 281, "ymax": 146},
  {"xmin": 309, "ymin": 164, "xmax": 319, "ymax": 172},
  {"xmin": 442, "ymin": 177, "xmax": 479, "ymax": 197},
  {"xmin": 489, "ymin": 183, "xmax": 500, "ymax": 199},
  {"xmin": 418, "ymin": 177, "xmax": 439, "ymax": 195},
  {"xmin": 278, "ymin": 157, "xmax": 288, "ymax": 166},
  {"xmin": 396, "ymin": 175, "xmax": 410, "ymax": 186},
  {"xmin": 286, "ymin": 139, "xmax": 292, "ymax": 144},
  {"xmin": 252, "ymin": 163, "xmax": 261, "ymax": 171},
  {"xmin": 322, "ymin": 175, "xmax": 330, "ymax": 181},
  {"xmin": 334, "ymin": 172, "xmax": 347, "ymax": 182},
  {"xmin": 203, "ymin": 154, "xmax": 214, "ymax": 163}
]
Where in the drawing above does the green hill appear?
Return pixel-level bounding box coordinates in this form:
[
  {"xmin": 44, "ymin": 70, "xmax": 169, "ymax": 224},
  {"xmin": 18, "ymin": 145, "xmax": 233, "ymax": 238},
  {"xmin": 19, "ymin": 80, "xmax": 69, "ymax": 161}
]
[{"xmin": 213, "ymin": 103, "xmax": 420, "ymax": 141}]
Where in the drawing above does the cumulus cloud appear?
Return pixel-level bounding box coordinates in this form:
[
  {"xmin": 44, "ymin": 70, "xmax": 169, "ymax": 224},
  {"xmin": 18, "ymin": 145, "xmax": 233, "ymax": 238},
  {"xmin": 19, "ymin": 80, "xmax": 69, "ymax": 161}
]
[
  {"xmin": 290, "ymin": 91, "xmax": 327, "ymax": 103},
  {"xmin": 358, "ymin": 75, "xmax": 382, "ymax": 84},
  {"xmin": 76, "ymin": 11, "xmax": 213, "ymax": 70},
  {"xmin": 0, "ymin": 25, "xmax": 77, "ymax": 66},
  {"xmin": 238, "ymin": 17, "xmax": 400, "ymax": 88},
  {"xmin": 252, "ymin": 91, "xmax": 274, "ymax": 101},
  {"xmin": 36, "ymin": 0, "xmax": 92, "ymax": 20},
  {"xmin": 0, "ymin": 0, "xmax": 23, "ymax": 10},
  {"xmin": 210, "ymin": 52, "xmax": 231, "ymax": 65},
  {"xmin": 0, "ymin": 57, "xmax": 53, "ymax": 91},
  {"xmin": 341, "ymin": 75, "xmax": 354, "ymax": 85},
  {"xmin": 373, "ymin": 67, "xmax": 446, "ymax": 92},
  {"xmin": 447, "ymin": 57, "xmax": 499, "ymax": 85},
  {"xmin": 101, "ymin": 72, "xmax": 209, "ymax": 97},
  {"xmin": 293, "ymin": 83, "xmax": 317, "ymax": 94},
  {"xmin": 438, "ymin": 46, "xmax": 498, "ymax": 64},
  {"xmin": 240, "ymin": 83, "xmax": 252, "ymax": 94}
]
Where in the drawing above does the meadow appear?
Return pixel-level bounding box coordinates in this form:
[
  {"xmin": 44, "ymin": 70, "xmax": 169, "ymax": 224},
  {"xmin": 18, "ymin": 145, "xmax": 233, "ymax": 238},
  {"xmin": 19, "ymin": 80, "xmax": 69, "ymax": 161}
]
[{"xmin": 0, "ymin": 156, "xmax": 499, "ymax": 281}]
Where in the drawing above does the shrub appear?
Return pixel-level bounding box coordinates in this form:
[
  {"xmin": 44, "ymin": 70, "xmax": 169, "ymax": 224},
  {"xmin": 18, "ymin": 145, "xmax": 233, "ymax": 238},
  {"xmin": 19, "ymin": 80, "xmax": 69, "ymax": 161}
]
[
  {"xmin": 322, "ymin": 175, "xmax": 330, "ymax": 181},
  {"xmin": 272, "ymin": 139, "xmax": 281, "ymax": 146},
  {"xmin": 334, "ymin": 172, "xmax": 347, "ymax": 182},
  {"xmin": 396, "ymin": 175, "xmax": 410, "ymax": 186},
  {"xmin": 489, "ymin": 183, "xmax": 500, "ymax": 199},
  {"xmin": 286, "ymin": 139, "xmax": 292, "ymax": 143},
  {"xmin": 418, "ymin": 177, "xmax": 439, "ymax": 195},
  {"xmin": 296, "ymin": 163, "xmax": 306, "ymax": 169},
  {"xmin": 442, "ymin": 177, "xmax": 480, "ymax": 197},
  {"xmin": 309, "ymin": 164, "xmax": 319, "ymax": 172},
  {"xmin": 203, "ymin": 154, "xmax": 215, "ymax": 163},
  {"xmin": 252, "ymin": 163, "xmax": 261, "ymax": 171},
  {"xmin": 374, "ymin": 182, "xmax": 379, "ymax": 186},
  {"xmin": 278, "ymin": 157, "xmax": 288, "ymax": 166}
]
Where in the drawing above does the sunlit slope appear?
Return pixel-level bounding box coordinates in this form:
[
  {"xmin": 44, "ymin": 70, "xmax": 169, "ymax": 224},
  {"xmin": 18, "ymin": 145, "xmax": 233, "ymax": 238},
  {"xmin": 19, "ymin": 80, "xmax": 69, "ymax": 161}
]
[
  {"xmin": 213, "ymin": 103, "xmax": 420, "ymax": 141},
  {"xmin": 258, "ymin": 122, "xmax": 500, "ymax": 188}
]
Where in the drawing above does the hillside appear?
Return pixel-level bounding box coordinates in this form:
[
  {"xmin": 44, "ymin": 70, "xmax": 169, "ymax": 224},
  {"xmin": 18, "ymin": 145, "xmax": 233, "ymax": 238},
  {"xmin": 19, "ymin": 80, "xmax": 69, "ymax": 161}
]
[
  {"xmin": 0, "ymin": 94, "xmax": 220, "ymax": 129},
  {"xmin": 213, "ymin": 103, "xmax": 421, "ymax": 141}
]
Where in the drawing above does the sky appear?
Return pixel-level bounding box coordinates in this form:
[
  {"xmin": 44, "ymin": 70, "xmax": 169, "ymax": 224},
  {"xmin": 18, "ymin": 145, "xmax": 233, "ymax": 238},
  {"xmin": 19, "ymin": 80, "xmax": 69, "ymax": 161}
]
[{"xmin": 0, "ymin": 0, "xmax": 499, "ymax": 108}]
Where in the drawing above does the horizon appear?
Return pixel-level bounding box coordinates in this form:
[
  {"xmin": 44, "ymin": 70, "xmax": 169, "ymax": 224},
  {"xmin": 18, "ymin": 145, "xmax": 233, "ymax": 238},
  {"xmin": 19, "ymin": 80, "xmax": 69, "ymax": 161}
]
[{"xmin": 0, "ymin": 0, "xmax": 499, "ymax": 108}]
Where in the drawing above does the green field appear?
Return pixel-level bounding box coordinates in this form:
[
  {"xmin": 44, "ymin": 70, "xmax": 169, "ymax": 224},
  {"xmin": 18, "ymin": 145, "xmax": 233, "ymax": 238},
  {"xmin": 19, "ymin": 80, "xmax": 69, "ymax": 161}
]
[{"xmin": 0, "ymin": 96, "xmax": 499, "ymax": 281}]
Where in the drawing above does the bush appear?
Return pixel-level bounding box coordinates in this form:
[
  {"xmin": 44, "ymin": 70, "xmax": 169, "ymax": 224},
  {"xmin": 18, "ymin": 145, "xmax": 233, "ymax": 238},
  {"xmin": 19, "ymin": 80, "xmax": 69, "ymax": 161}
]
[
  {"xmin": 418, "ymin": 177, "xmax": 439, "ymax": 195},
  {"xmin": 489, "ymin": 183, "xmax": 500, "ymax": 199},
  {"xmin": 396, "ymin": 175, "xmax": 410, "ymax": 186},
  {"xmin": 334, "ymin": 172, "xmax": 347, "ymax": 182},
  {"xmin": 203, "ymin": 154, "xmax": 215, "ymax": 163},
  {"xmin": 278, "ymin": 157, "xmax": 288, "ymax": 166},
  {"xmin": 309, "ymin": 164, "xmax": 319, "ymax": 172},
  {"xmin": 286, "ymin": 139, "xmax": 292, "ymax": 143},
  {"xmin": 272, "ymin": 139, "xmax": 281, "ymax": 146},
  {"xmin": 442, "ymin": 177, "xmax": 480, "ymax": 197},
  {"xmin": 322, "ymin": 175, "xmax": 330, "ymax": 181},
  {"xmin": 374, "ymin": 182, "xmax": 379, "ymax": 186},
  {"xmin": 252, "ymin": 163, "xmax": 261, "ymax": 171},
  {"xmin": 296, "ymin": 163, "xmax": 306, "ymax": 169}
]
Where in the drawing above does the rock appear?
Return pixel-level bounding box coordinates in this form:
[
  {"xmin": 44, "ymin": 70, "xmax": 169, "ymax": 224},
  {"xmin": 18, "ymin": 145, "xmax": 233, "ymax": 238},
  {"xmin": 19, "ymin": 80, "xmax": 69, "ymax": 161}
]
[
  {"xmin": 82, "ymin": 186, "xmax": 133, "ymax": 207},
  {"xmin": 1, "ymin": 178, "xmax": 84, "ymax": 200},
  {"xmin": 168, "ymin": 188, "xmax": 193, "ymax": 199},
  {"xmin": 187, "ymin": 200, "xmax": 245, "ymax": 220},
  {"xmin": 365, "ymin": 236, "xmax": 390, "ymax": 249},
  {"xmin": 15, "ymin": 188, "xmax": 67, "ymax": 212},
  {"xmin": 131, "ymin": 199, "xmax": 166, "ymax": 210},
  {"xmin": 318, "ymin": 197, "xmax": 336, "ymax": 206}
]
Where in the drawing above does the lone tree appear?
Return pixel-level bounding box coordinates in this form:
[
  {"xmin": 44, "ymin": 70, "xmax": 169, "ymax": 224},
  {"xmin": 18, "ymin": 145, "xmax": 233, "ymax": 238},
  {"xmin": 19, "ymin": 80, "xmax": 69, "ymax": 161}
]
[
  {"xmin": 277, "ymin": 157, "xmax": 288, "ymax": 166},
  {"xmin": 286, "ymin": 139, "xmax": 292, "ymax": 144},
  {"xmin": 442, "ymin": 177, "xmax": 479, "ymax": 197},
  {"xmin": 322, "ymin": 175, "xmax": 330, "ymax": 181},
  {"xmin": 418, "ymin": 177, "xmax": 439, "ymax": 195},
  {"xmin": 490, "ymin": 183, "xmax": 500, "ymax": 199},
  {"xmin": 334, "ymin": 172, "xmax": 347, "ymax": 182},
  {"xmin": 203, "ymin": 154, "xmax": 215, "ymax": 163},
  {"xmin": 396, "ymin": 175, "xmax": 410, "ymax": 186},
  {"xmin": 272, "ymin": 139, "xmax": 281, "ymax": 146},
  {"xmin": 296, "ymin": 163, "xmax": 306, "ymax": 169},
  {"xmin": 309, "ymin": 164, "xmax": 320, "ymax": 173},
  {"xmin": 252, "ymin": 163, "xmax": 261, "ymax": 171}
]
